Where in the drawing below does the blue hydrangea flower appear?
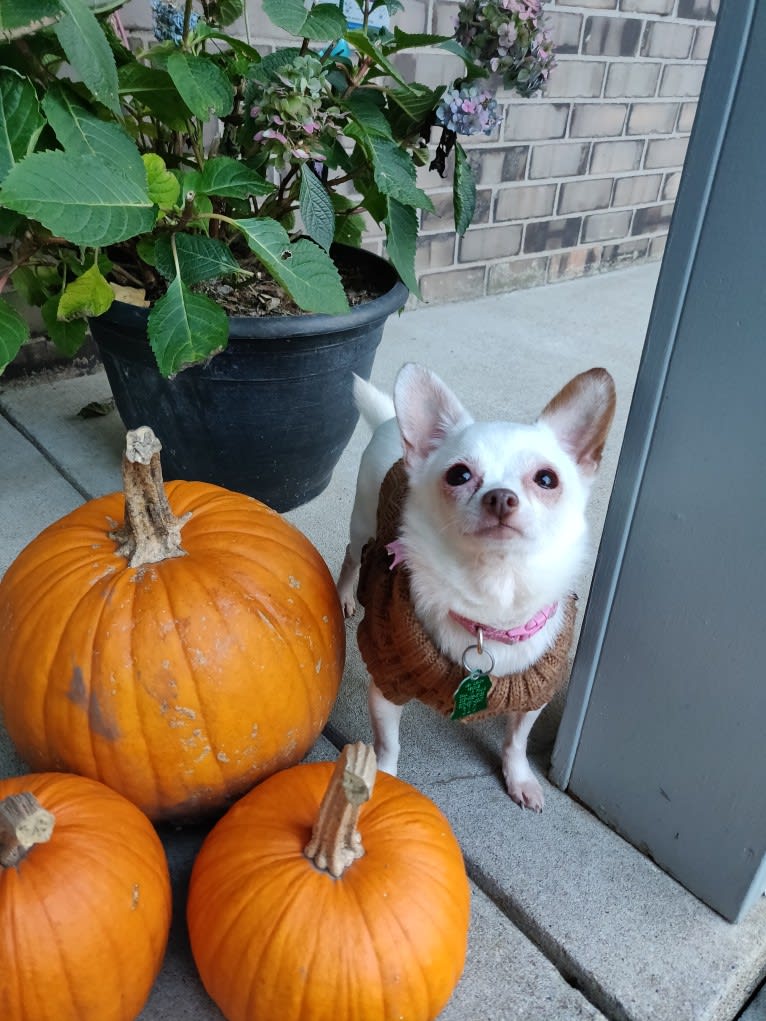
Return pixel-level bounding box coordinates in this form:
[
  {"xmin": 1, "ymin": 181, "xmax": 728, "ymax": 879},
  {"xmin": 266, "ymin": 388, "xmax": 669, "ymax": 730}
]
[
  {"xmin": 435, "ymin": 86, "xmax": 500, "ymax": 136},
  {"xmin": 151, "ymin": 0, "xmax": 199, "ymax": 44}
]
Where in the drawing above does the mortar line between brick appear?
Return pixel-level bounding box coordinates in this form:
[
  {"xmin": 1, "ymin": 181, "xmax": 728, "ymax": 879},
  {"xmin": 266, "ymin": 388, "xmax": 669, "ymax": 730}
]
[{"xmin": 0, "ymin": 403, "xmax": 93, "ymax": 502}]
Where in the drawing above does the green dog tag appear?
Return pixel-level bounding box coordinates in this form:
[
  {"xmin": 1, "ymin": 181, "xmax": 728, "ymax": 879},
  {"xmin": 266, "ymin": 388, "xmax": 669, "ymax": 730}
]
[{"xmin": 451, "ymin": 670, "xmax": 492, "ymax": 720}]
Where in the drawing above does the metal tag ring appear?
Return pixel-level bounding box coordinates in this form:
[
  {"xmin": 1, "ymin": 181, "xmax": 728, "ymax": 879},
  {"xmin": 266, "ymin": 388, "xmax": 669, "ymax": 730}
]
[{"xmin": 461, "ymin": 643, "xmax": 495, "ymax": 676}]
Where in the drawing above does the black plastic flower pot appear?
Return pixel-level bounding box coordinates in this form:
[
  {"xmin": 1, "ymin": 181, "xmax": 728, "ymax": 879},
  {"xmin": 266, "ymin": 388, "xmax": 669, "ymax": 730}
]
[{"xmin": 90, "ymin": 247, "xmax": 407, "ymax": 512}]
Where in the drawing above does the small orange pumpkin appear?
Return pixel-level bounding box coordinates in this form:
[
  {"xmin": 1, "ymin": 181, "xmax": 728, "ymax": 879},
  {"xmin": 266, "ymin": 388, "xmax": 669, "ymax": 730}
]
[
  {"xmin": 187, "ymin": 743, "xmax": 471, "ymax": 1021},
  {"xmin": 0, "ymin": 771, "xmax": 171, "ymax": 1021},
  {"xmin": 0, "ymin": 427, "xmax": 345, "ymax": 821}
]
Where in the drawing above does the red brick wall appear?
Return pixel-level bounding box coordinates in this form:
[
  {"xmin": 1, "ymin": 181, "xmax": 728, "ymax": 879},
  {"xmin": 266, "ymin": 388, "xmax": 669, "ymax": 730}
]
[{"xmin": 120, "ymin": 0, "xmax": 719, "ymax": 303}]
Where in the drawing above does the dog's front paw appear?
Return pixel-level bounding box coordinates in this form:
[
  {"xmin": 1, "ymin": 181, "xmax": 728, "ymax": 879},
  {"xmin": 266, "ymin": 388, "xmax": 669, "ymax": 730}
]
[
  {"xmin": 336, "ymin": 545, "xmax": 359, "ymax": 619},
  {"xmin": 506, "ymin": 778, "xmax": 545, "ymax": 813},
  {"xmin": 339, "ymin": 590, "xmax": 357, "ymax": 618},
  {"xmin": 503, "ymin": 763, "xmax": 545, "ymax": 813}
]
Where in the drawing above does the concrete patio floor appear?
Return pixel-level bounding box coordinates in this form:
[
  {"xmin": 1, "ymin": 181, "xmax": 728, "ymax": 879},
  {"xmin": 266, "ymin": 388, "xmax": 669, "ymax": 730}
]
[{"xmin": 2, "ymin": 262, "xmax": 765, "ymax": 1021}]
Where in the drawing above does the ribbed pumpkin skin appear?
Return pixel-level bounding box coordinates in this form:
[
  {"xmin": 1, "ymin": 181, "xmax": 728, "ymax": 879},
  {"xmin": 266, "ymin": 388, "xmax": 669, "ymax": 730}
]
[
  {"xmin": 187, "ymin": 762, "xmax": 471, "ymax": 1021},
  {"xmin": 0, "ymin": 482, "xmax": 345, "ymax": 821},
  {"xmin": 0, "ymin": 772, "xmax": 171, "ymax": 1021}
]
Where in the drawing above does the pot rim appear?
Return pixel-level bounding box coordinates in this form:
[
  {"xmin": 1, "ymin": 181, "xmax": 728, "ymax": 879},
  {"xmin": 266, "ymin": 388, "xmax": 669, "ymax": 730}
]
[{"xmin": 96, "ymin": 245, "xmax": 409, "ymax": 341}]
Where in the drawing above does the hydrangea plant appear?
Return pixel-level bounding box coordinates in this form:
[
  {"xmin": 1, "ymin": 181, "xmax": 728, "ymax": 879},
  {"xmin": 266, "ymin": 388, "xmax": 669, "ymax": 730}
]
[{"xmin": 0, "ymin": 0, "xmax": 554, "ymax": 377}]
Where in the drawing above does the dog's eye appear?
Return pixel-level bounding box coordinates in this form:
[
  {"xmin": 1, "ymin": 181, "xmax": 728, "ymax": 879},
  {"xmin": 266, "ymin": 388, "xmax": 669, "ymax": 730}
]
[
  {"xmin": 445, "ymin": 463, "xmax": 473, "ymax": 487},
  {"xmin": 534, "ymin": 468, "xmax": 559, "ymax": 490}
]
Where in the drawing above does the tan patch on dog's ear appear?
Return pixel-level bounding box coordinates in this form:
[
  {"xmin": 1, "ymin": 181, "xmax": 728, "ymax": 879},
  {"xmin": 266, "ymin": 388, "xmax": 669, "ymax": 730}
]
[{"xmin": 539, "ymin": 368, "xmax": 616, "ymax": 475}]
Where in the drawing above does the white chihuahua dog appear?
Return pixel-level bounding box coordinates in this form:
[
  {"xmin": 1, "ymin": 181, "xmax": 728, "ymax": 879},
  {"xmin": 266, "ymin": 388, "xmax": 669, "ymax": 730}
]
[{"xmin": 338, "ymin": 363, "xmax": 615, "ymax": 811}]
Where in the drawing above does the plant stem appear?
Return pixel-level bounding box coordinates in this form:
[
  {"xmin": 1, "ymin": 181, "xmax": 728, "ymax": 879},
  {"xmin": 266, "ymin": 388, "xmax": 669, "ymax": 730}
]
[
  {"xmin": 0, "ymin": 793, "xmax": 55, "ymax": 868},
  {"xmin": 109, "ymin": 427, "xmax": 191, "ymax": 569},
  {"xmin": 182, "ymin": 0, "xmax": 195, "ymax": 45},
  {"xmin": 304, "ymin": 742, "xmax": 377, "ymax": 878},
  {"xmin": 187, "ymin": 120, "xmax": 206, "ymax": 169},
  {"xmin": 108, "ymin": 264, "xmax": 146, "ymax": 288},
  {"xmin": 345, "ymin": 56, "xmax": 374, "ymax": 96}
]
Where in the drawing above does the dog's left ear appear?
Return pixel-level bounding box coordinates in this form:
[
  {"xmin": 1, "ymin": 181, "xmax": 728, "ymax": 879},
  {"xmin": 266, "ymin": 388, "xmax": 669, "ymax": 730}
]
[
  {"xmin": 394, "ymin": 363, "xmax": 474, "ymax": 467},
  {"xmin": 539, "ymin": 368, "xmax": 616, "ymax": 476}
]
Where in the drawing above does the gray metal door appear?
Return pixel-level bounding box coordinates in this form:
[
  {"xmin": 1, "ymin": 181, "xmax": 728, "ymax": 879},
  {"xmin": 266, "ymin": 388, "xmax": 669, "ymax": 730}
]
[{"xmin": 551, "ymin": 0, "xmax": 766, "ymax": 923}]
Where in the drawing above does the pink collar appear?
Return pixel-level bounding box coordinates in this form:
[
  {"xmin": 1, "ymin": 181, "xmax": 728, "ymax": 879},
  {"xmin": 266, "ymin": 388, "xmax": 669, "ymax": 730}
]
[
  {"xmin": 386, "ymin": 539, "xmax": 557, "ymax": 646},
  {"xmin": 449, "ymin": 603, "xmax": 558, "ymax": 645}
]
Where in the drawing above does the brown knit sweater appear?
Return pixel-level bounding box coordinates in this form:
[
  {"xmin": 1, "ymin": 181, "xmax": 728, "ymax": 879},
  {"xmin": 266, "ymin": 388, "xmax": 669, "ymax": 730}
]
[{"xmin": 356, "ymin": 461, "xmax": 577, "ymax": 722}]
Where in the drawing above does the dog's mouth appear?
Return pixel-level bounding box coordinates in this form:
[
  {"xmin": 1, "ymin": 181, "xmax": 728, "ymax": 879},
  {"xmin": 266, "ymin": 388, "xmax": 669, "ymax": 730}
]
[{"xmin": 472, "ymin": 522, "xmax": 524, "ymax": 540}]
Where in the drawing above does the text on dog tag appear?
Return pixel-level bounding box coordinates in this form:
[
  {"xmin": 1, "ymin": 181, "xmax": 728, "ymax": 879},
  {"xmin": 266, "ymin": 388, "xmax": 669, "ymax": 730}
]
[{"xmin": 451, "ymin": 670, "xmax": 492, "ymax": 720}]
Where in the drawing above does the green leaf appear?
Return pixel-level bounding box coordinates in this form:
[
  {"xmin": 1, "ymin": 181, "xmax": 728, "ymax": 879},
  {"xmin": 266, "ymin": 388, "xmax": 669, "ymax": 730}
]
[
  {"xmin": 155, "ymin": 233, "xmax": 242, "ymax": 286},
  {"xmin": 301, "ymin": 3, "xmax": 347, "ymax": 40},
  {"xmin": 262, "ymin": 0, "xmax": 308, "ymax": 33},
  {"xmin": 57, "ymin": 262, "xmax": 114, "ymax": 319},
  {"xmin": 250, "ymin": 48, "xmax": 302, "ymax": 85},
  {"xmin": 379, "ymin": 0, "xmax": 404, "ymax": 13},
  {"xmin": 334, "ymin": 215, "xmax": 364, "ymax": 248},
  {"xmin": 345, "ymin": 29, "xmax": 407, "ymax": 87},
  {"xmin": 77, "ymin": 398, "xmax": 114, "ymax": 418},
  {"xmin": 203, "ymin": 0, "xmax": 243, "ymax": 28},
  {"xmin": 0, "ymin": 297, "xmax": 28, "ymax": 373},
  {"xmin": 1, "ymin": 150, "xmax": 154, "ymax": 246},
  {"xmin": 0, "ymin": 0, "xmax": 61, "ymax": 33},
  {"xmin": 199, "ymin": 156, "xmax": 274, "ymax": 200},
  {"xmin": 0, "ymin": 68, "xmax": 44, "ymax": 183},
  {"xmin": 54, "ymin": 0, "xmax": 120, "ymax": 114},
  {"xmin": 437, "ymin": 38, "xmax": 487, "ymax": 80},
  {"xmin": 263, "ymin": 0, "xmax": 346, "ymax": 39},
  {"xmin": 387, "ymin": 83, "xmax": 445, "ymax": 125},
  {"xmin": 384, "ymin": 197, "xmax": 418, "ymax": 296},
  {"xmin": 143, "ymin": 153, "xmax": 180, "ymax": 209},
  {"xmin": 236, "ymin": 217, "xmax": 349, "ymax": 315},
  {"xmin": 0, "ymin": 207, "xmax": 23, "ymax": 233},
  {"xmin": 11, "ymin": 264, "xmax": 59, "ymax": 305},
  {"xmin": 343, "ymin": 90, "xmax": 393, "ymax": 141},
  {"xmin": 331, "ymin": 192, "xmax": 364, "ymax": 248},
  {"xmin": 148, "ymin": 277, "xmax": 228, "ymax": 377},
  {"xmin": 350, "ymin": 167, "xmax": 387, "ymax": 223},
  {"xmin": 166, "ymin": 51, "xmax": 234, "ymax": 121},
  {"xmin": 388, "ymin": 28, "xmax": 452, "ymax": 52},
  {"xmin": 42, "ymin": 85, "xmax": 142, "ymax": 171},
  {"xmin": 118, "ymin": 63, "xmax": 193, "ymax": 129},
  {"xmin": 194, "ymin": 28, "xmax": 261, "ymax": 63},
  {"xmin": 369, "ymin": 138, "xmax": 433, "ymax": 211},
  {"xmin": 136, "ymin": 238, "xmax": 157, "ymax": 268},
  {"xmin": 299, "ymin": 166, "xmax": 334, "ymax": 252},
  {"xmin": 453, "ymin": 143, "xmax": 476, "ymax": 237},
  {"xmin": 41, "ymin": 296, "xmax": 88, "ymax": 355}
]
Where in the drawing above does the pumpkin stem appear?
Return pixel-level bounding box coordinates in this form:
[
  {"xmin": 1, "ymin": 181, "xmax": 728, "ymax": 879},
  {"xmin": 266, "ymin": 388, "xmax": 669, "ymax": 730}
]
[
  {"xmin": 0, "ymin": 792, "xmax": 55, "ymax": 868},
  {"xmin": 304, "ymin": 742, "xmax": 377, "ymax": 878},
  {"xmin": 109, "ymin": 426, "xmax": 191, "ymax": 568}
]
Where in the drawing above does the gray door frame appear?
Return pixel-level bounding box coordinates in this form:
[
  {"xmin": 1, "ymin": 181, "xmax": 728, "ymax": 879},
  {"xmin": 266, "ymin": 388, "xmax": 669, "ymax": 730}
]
[{"xmin": 550, "ymin": 0, "xmax": 765, "ymax": 923}]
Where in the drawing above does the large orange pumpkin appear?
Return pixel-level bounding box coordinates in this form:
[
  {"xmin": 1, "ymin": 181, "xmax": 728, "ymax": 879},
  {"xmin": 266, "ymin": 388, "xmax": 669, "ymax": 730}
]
[
  {"xmin": 187, "ymin": 743, "xmax": 471, "ymax": 1021},
  {"xmin": 0, "ymin": 427, "xmax": 344, "ymax": 821},
  {"xmin": 0, "ymin": 771, "xmax": 171, "ymax": 1021}
]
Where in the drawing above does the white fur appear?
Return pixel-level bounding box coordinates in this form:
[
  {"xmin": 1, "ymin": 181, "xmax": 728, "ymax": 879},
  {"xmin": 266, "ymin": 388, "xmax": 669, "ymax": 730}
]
[{"xmin": 338, "ymin": 364, "xmax": 615, "ymax": 811}]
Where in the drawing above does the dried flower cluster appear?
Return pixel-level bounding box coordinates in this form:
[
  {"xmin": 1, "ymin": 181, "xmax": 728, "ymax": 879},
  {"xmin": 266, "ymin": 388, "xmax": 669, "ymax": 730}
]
[
  {"xmin": 244, "ymin": 55, "xmax": 346, "ymax": 168},
  {"xmin": 454, "ymin": 0, "xmax": 555, "ymax": 97}
]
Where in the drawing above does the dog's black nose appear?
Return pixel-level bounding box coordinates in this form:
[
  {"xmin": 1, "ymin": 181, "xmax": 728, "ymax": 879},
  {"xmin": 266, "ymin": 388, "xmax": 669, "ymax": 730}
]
[{"xmin": 482, "ymin": 488, "xmax": 519, "ymax": 517}]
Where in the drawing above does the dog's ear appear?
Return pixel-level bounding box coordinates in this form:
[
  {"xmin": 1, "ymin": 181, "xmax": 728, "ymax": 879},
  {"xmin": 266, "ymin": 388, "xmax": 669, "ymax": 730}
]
[
  {"xmin": 394, "ymin": 363, "xmax": 473, "ymax": 466},
  {"xmin": 539, "ymin": 368, "xmax": 616, "ymax": 476}
]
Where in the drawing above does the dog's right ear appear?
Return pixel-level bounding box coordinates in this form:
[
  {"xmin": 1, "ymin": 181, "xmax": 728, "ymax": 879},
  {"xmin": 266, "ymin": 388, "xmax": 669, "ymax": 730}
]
[
  {"xmin": 394, "ymin": 363, "xmax": 473, "ymax": 467},
  {"xmin": 539, "ymin": 367, "xmax": 616, "ymax": 477}
]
